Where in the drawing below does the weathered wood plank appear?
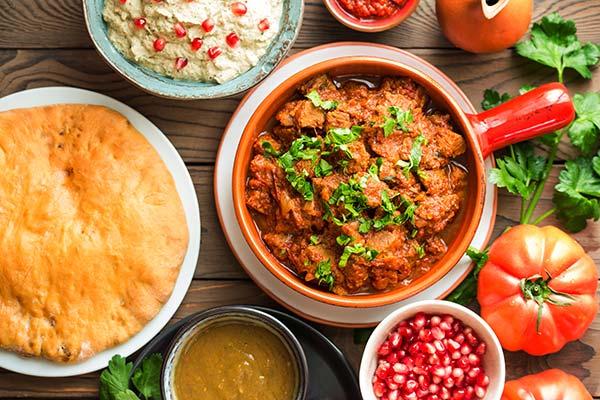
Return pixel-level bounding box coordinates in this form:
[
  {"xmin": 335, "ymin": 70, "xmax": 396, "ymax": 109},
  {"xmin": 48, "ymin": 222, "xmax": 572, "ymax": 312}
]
[
  {"xmin": 1, "ymin": 0, "xmax": 599, "ymax": 50},
  {"xmin": 0, "ymin": 280, "xmax": 597, "ymax": 397},
  {"xmin": 1, "ymin": 49, "xmax": 598, "ymax": 163}
]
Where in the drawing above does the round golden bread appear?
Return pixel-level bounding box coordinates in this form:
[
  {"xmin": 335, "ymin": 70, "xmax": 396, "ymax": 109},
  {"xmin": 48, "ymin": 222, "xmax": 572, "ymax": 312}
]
[{"xmin": 0, "ymin": 105, "xmax": 189, "ymax": 362}]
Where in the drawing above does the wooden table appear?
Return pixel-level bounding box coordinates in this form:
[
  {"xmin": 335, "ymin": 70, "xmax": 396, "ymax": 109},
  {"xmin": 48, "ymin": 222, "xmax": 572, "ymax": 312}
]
[{"xmin": 0, "ymin": 0, "xmax": 599, "ymax": 397}]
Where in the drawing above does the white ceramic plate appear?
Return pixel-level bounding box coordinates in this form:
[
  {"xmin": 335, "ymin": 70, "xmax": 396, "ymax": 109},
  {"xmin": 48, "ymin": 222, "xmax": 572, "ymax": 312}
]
[
  {"xmin": 0, "ymin": 87, "xmax": 201, "ymax": 377},
  {"xmin": 215, "ymin": 43, "xmax": 497, "ymax": 327}
]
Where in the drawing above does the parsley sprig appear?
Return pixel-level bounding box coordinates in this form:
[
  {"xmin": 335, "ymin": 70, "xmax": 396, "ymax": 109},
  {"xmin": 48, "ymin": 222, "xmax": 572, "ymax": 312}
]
[
  {"xmin": 516, "ymin": 12, "xmax": 600, "ymax": 83},
  {"xmin": 314, "ymin": 259, "xmax": 335, "ymax": 289},
  {"xmin": 100, "ymin": 354, "xmax": 162, "ymax": 400},
  {"xmin": 397, "ymin": 133, "xmax": 427, "ymax": 177},
  {"xmin": 381, "ymin": 106, "xmax": 414, "ymax": 137},
  {"xmin": 325, "ymin": 126, "xmax": 363, "ymax": 158},
  {"xmin": 306, "ymin": 90, "xmax": 338, "ymax": 111}
]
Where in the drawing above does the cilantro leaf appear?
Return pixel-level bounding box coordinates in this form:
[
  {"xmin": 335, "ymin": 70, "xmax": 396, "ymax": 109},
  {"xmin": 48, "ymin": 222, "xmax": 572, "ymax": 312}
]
[
  {"xmin": 277, "ymin": 135, "xmax": 322, "ymax": 201},
  {"xmin": 339, "ymin": 243, "xmax": 378, "ymax": 267},
  {"xmin": 314, "ymin": 259, "xmax": 335, "ymax": 290},
  {"xmin": 261, "ymin": 141, "xmax": 280, "ymax": 158},
  {"xmin": 481, "ymin": 89, "xmax": 511, "ymax": 111},
  {"xmin": 336, "ymin": 234, "xmax": 353, "ymax": 246},
  {"xmin": 554, "ymin": 155, "xmax": 600, "ymax": 232},
  {"xmin": 489, "ymin": 142, "xmax": 546, "ymax": 201},
  {"xmin": 131, "ymin": 353, "xmax": 162, "ymax": 400},
  {"xmin": 115, "ymin": 391, "xmax": 140, "ymax": 400},
  {"xmin": 381, "ymin": 106, "xmax": 413, "ymax": 137},
  {"xmin": 306, "ymin": 90, "xmax": 338, "ymax": 111},
  {"xmin": 328, "ymin": 176, "xmax": 369, "ymax": 220},
  {"xmin": 314, "ymin": 158, "xmax": 333, "ymax": 177},
  {"xmin": 414, "ymin": 243, "xmax": 425, "ymax": 259},
  {"xmin": 325, "ymin": 126, "xmax": 363, "ymax": 157},
  {"xmin": 99, "ymin": 355, "xmax": 135, "ymax": 400},
  {"xmin": 568, "ymin": 92, "xmax": 600, "ymax": 154},
  {"xmin": 397, "ymin": 134, "xmax": 426, "ymax": 177},
  {"xmin": 516, "ymin": 13, "xmax": 600, "ymax": 82},
  {"xmin": 310, "ymin": 235, "xmax": 320, "ymax": 245}
]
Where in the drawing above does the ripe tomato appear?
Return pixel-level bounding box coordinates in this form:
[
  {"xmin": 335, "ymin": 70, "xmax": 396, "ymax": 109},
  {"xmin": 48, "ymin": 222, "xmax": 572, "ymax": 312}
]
[
  {"xmin": 502, "ymin": 369, "xmax": 592, "ymax": 400},
  {"xmin": 477, "ymin": 225, "xmax": 598, "ymax": 355}
]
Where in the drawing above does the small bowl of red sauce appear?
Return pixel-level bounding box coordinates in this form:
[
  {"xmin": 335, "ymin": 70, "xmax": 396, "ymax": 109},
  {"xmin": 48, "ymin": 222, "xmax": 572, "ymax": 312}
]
[
  {"xmin": 323, "ymin": 0, "xmax": 420, "ymax": 32},
  {"xmin": 359, "ymin": 300, "xmax": 505, "ymax": 400}
]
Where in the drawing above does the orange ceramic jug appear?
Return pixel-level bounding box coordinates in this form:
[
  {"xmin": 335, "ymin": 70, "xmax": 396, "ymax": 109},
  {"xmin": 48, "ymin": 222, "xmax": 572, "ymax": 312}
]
[{"xmin": 436, "ymin": 0, "xmax": 533, "ymax": 53}]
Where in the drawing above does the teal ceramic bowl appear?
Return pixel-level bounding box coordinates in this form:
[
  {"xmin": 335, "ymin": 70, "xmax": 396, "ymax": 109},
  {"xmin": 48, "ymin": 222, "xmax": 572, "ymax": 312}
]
[{"xmin": 82, "ymin": 0, "xmax": 304, "ymax": 99}]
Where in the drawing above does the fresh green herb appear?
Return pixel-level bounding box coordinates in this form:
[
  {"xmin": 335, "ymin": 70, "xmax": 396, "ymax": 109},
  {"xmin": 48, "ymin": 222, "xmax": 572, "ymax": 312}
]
[
  {"xmin": 306, "ymin": 90, "xmax": 338, "ymax": 111},
  {"xmin": 278, "ymin": 135, "xmax": 322, "ymax": 201},
  {"xmin": 339, "ymin": 243, "xmax": 379, "ymax": 267},
  {"xmin": 310, "ymin": 235, "xmax": 320, "ymax": 245},
  {"xmin": 328, "ymin": 176, "xmax": 369, "ymax": 221},
  {"xmin": 261, "ymin": 141, "xmax": 280, "ymax": 158},
  {"xmin": 358, "ymin": 217, "xmax": 372, "ymax": 234},
  {"xmin": 396, "ymin": 134, "xmax": 426, "ymax": 177},
  {"xmin": 381, "ymin": 106, "xmax": 414, "ymax": 137},
  {"xmin": 481, "ymin": 89, "xmax": 511, "ymax": 110},
  {"xmin": 372, "ymin": 195, "xmax": 417, "ymax": 231},
  {"xmin": 100, "ymin": 354, "xmax": 163, "ymax": 400},
  {"xmin": 414, "ymin": 243, "xmax": 425, "ymax": 259},
  {"xmin": 489, "ymin": 142, "xmax": 546, "ymax": 202},
  {"xmin": 336, "ymin": 234, "xmax": 353, "ymax": 246},
  {"xmin": 516, "ymin": 12, "xmax": 600, "ymax": 83},
  {"xmin": 314, "ymin": 158, "xmax": 333, "ymax": 177},
  {"xmin": 131, "ymin": 354, "xmax": 162, "ymax": 400},
  {"xmin": 446, "ymin": 247, "xmax": 489, "ymax": 306},
  {"xmin": 554, "ymin": 154, "xmax": 600, "ymax": 232},
  {"xmin": 368, "ymin": 157, "xmax": 384, "ymax": 177},
  {"xmin": 314, "ymin": 259, "xmax": 335, "ymax": 289},
  {"xmin": 325, "ymin": 126, "xmax": 363, "ymax": 158},
  {"xmin": 568, "ymin": 92, "xmax": 600, "ymax": 155}
]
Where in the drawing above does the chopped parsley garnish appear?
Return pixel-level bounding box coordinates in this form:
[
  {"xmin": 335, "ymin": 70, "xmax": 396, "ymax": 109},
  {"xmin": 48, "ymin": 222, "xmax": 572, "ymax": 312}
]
[
  {"xmin": 381, "ymin": 106, "xmax": 414, "ymax": 137},
  {"xmin": 325, "ymin": 126, "xmax": 363, "ymax": 158},
  {"xmin": 314, "ymin": 158, "xmax": 334, "ymax": 177},
  {"xmin": 310, "ymin": 235, "xmax": 320, "ymax": 245},
  {"xmin": 371, "ymin": 191, "xmax": 417, "ymax": 230},
  {"xmin": 100, "ymin": 354, "xmax": 163, "ymax": 400},
  {"xmin": 277, "ymin": 135, "xmax": 322, "ymax": 201},
  {"xmin": 306, "ymin": 90, "xmax": 338, "ymax": 111},
  {"xmin": 396, "ymin": 134, "xmax": 427, "ymax": 177},
  {"xmin": 314, "ymin": 259, "xmax": 335, "ymax": 289},
  {"xmin": 261, "ymin": 141, "xmax": 280, "ymax": 158},
  {"xmin": 368, "ymin": 157, "xmax": 384, "ymax": 177},
  {"xmin": 414, "ymin": 243, "xmax": 426, "ymax": 259},
  {"xmin": 328, "ymin": 176, "xmax": 369, "ymax": 220},
  {"xmin": 339, "ymin": 243, "xmax": 379, "ymax": 267},
  {"xmin": 336, "ymin": 234, "xmax": 353, "ymax": 246},
  {"xmin": 358, "ymin": 217, "xmax": 372, "ymax": 234}
]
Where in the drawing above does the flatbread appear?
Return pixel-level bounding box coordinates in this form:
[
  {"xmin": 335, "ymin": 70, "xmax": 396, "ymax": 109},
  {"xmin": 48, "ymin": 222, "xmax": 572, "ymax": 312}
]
[{"xmin": 0, "ymin": 105, "xmax": 189, "ymax": 362}]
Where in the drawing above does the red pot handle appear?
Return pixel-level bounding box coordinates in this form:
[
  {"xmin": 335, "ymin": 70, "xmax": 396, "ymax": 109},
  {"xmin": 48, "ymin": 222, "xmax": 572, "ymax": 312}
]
[{"xmin": 467, "ymin": 83, "xmax": 575, "ymax": 158}]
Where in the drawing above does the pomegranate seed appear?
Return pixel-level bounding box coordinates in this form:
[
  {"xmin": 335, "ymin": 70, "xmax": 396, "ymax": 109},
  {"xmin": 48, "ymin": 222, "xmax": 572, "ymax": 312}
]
[
  {"xmin": 468, "ymin": 354, "xmax": 480, "ymax": 366},
  {"xmin": 453, "ymin": 389, "xmax": 466, "ymax": 399},
  {"xmin": 452, "ymin": 368, "xmax": 464, "ymax": 378},
  {"xmin": 451, "ymin": 351, "xmax": 461, "ymax": 360},
  {"xmin": 399, "ymin": 326, "xmax": 413, "ymax": 338},
  {"xmin": 434, "ymin": 340, "xmax": 446, "ymax": 353},
  {"xmin": 389, "ymin": 332, "xmax": 402, "ymax": 348},
  {"xmin": 379, "ymin": 342, "xmax": 391, "ymax": 356},
  {"xmin": 376, "ymin": 362, "xmax": 392, "ymax": 379},
  {"xmin": 432, "ymin": 366, "xmax": 446, "ymax": 377},
  {"xmin": 374, "ymin": 381, "xmax": 387, "ymax": 397},
  {"xmin": 476, "ymin": 374, "xmax": 489, "ymax": 387},
  {"xmin": 447, "ymin": 339, "xmax": 461, "ymax": 351},
  {"xmin": 413, "ymin": 366, "xmax": 428, "ymax": 375},
  {"xmin": 428, "ymin": 354, "xmax": 440, "ymax": 365},
  {"xmin": 389, "ymin": 389, "xmax": 399, "ymax": 400},
  {"xmin": 231, "ymin": 1, "xmax": 247, "ymax": 15},
  {"xmin": 202, "ymin": 18, "xmax": 215, "ymax": 32},
  {"xmin": 454, "ymin": 334, "xmax": 465, "ymax": 344},
  {"xmin": 207, "ymin": 46, "xmax": 222, "ymax": 60},
  {"xmin": 393, "ymin": 373, "xmax": 406, "ymax": 384},
  {"xmin": 460, "ymin": 344, "xmax": 472, "ymax": 355},
  {"xmin": 429, "ymin": 383, "xmax": 440, "ymax": 394},
  {"xmin": 226, "ymin": 32, "xmax": 239, "ymax": 47},
  {"xmin": 423, "ymin": 343, "xmax": 436, "ymax": 354},
  {"xmin": 386, "ymin": 352, "xmax": 399, "ymax": 364},
  {"xmin": 412, "ymin": 313, "xmax": 428, "ymax": 329},
  {"xmin": 174, "ymin": 22, "xmax": 187, "ymax": 38},
  {"xmin": 258, "ymin": 18, "xmax": 270, "ymax": 31},
  {"xmin": 475, "ymin": 342, "xmax": 486, "ymax": 355},
  {"xmin": 431, "ymin": 326, "xmax": 445, "ymax": 340},
  {"xmin": 153, "ymin": 38, "xmax": 166, "ymax": 52},
  {"xmin": 393, "ymin": 363, "xmax": 409, "ymax": 374},
  {"xmin": 474, "ymin": 386, "xmax": 486, "ymax": 398},
  {"xmin": 440, "ymin": 387, "xmax": 451, "ymax": 399},
  {"xmin": 387, "ymin": 382, "xmax": 399, "ymax": 390},
  {"xmin": 430, "ymin": 316, "xmax": 441, "ymax": 326},
  {"xmin": 133, "ymin": 17, "xmax": 146, "ymax": 29},
  {"xmin": 457, "ymin": 356, "xmax": 470, "ymax": 370},
  {"xmin": 174, "ymin": 57, "xmax": 188, "ymax": 70},
  {"xmin": 419, "ymin": 329, "xmax": 433, "ymax": 342},
  {"xmin": 119, "ymin": 0, "xmax": 127, "ymax": 4},
  {"xmin": 443, "ymin": 376, "xmax": 455, "ymax": 388},
  {"xmin": 404, "ymin": 380, "xmax": 418, "ymax": 394}
]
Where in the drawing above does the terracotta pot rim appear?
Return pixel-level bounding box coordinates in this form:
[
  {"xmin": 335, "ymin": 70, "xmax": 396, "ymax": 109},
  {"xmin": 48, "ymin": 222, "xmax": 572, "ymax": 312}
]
[{"xmin": 232, "ymin": 56, "xmax": 487, "ymax": 309}]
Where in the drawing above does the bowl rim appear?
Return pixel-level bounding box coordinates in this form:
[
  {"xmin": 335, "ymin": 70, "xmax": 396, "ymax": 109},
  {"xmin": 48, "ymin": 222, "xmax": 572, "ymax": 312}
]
[
  {"xmin": 358, "ymin": 300, "xmax": 506, "ymax": 400},
  {"xmin": 81, "ymin": 0, "xmax": 304, "ymax": 100},
  {"xmin": 160, "ymin": 305, "xmax": 309, "ymax": 400},
  {"xmin": 322, "ymin": 0, "xmax": 420, "ymax": 33},
  {"xmin": 232, "ymin": 55, "xmax": 486, "ymax": 309}
]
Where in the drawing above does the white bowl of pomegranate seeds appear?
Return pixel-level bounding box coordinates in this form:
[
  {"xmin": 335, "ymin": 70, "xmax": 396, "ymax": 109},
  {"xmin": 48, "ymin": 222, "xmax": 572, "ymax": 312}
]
[{"xmin": 359, "ymin": 300, "xmax": 505, "ymax": 400}]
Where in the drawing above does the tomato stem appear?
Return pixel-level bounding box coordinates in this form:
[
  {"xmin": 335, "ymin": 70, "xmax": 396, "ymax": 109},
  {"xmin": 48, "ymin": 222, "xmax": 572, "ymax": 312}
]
[{"xmin": 519, "ymin": 273, "xmax": 576, "ymax": 333}]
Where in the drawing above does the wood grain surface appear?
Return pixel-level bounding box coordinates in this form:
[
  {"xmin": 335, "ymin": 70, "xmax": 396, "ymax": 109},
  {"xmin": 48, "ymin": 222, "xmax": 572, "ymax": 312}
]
[{"xmin": 0, "ymin": 0, "xmax": 599, "ymax": 398}]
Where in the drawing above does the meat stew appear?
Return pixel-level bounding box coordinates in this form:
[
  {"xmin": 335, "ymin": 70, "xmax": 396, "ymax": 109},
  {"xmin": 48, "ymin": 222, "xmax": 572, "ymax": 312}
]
[{"xmin": 245, "ymin": 74, "xmax": 468, "ymax": 295}]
